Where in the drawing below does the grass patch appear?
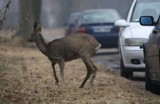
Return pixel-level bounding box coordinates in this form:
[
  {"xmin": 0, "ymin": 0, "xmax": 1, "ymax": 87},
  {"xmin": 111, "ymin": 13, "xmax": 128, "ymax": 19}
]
[{"xmin": 0, "ymin": 35, "xmax": 159, "ymax": 104}]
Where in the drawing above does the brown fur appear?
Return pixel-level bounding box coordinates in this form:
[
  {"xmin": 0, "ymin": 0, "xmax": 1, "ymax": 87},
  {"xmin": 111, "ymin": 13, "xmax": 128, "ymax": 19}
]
[{"xmin": 28, "ymin": 22, "xmax": 101, "ymax": 88}]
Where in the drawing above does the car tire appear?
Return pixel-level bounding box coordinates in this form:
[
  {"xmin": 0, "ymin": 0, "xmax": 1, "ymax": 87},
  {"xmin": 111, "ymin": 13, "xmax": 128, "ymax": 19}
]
[{"xmin": 120, "ymin": 58, "xmax": 133, "ymax": 79}]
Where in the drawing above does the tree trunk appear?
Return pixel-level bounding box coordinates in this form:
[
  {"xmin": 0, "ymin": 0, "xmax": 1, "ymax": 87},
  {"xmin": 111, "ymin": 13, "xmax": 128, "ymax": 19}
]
[
  {"xmin": 16, "ymin": 0, "xmax": 32, "ymax": 40},
  {"xmin": 31, "ymin": 0, "xmax": 42, "ymax": 22},
  {"xmin": 16, "ymin": 0, "xmax": 42, "ymax": 42}
]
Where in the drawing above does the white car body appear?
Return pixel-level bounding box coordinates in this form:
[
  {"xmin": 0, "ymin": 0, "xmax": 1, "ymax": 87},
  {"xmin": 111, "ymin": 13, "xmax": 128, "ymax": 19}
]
[
  {"xmin": 120, "ymin": 23, "xmax": 153, "ymax": 68},
  {"xmin": 115, "ymin": 0, "xmax": 157, "ymax": 78}
]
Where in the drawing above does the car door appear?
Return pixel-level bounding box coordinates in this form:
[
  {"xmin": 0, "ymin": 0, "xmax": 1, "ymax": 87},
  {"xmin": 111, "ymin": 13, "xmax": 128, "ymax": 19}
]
[
  {"xmin": 154, "ymin": 18, "xmax": 160, "ymax": 79},
  {"xmin": 150, "ymin": 27, "xmax": 160, "ymax": 79},
  {"xmin": 147, "ymin": 32, "xmax": 156, "ymax": 76}
]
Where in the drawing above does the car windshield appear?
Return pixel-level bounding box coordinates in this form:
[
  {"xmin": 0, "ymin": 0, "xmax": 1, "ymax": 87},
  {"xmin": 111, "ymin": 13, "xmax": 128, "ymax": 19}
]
[
  {"xmin": 131, "ymin": 0, "xmax": 160, "ymax": 22},
  {"xmin": 81, "ymin": 10, "xmax": 121, "ymax": 24}
]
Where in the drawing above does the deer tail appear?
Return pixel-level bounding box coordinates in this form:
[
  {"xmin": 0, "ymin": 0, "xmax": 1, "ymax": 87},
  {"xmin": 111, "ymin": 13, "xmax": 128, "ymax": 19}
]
[{"xmin": 95, "ymin": 44, "xmax": 101, "ymax": 51}]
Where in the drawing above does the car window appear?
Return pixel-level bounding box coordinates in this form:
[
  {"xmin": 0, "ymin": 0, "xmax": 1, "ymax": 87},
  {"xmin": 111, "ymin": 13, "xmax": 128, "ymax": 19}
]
[
  {"xmin": 81, "ymin": 10, "xmax": 121, "ymax": 24},
  {"xmin": 131, "ymin": 0, "xmax": 160, "ymax": 22},
  {"xmin": 67, "ymin": 13, "xmax": 80, "ymax": 25}
]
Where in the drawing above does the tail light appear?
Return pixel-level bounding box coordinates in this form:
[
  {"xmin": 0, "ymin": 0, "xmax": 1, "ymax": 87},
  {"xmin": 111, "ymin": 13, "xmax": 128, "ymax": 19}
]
[
  {"xmin": 77, "ymin": 27, "xmax": 86, "ymax": 33},
  {"xmin": 67, "ymin": 28, "xmax": 72, "ymax": 34}
]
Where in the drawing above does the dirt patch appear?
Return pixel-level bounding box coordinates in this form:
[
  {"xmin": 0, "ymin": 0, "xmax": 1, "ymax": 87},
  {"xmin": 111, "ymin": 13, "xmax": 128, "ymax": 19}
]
[{"xmin": 0, "ymin": 39, "xmax": 160, "ymax": 104}]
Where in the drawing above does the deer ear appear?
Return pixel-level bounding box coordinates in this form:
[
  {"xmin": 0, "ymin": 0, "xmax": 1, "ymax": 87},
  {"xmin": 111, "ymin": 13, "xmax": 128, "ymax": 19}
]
[
  {"xmin": 33, "ymin": 21, "xmax": 38, "ymax": 32},
  {"xmin": 38, "ymin": 23, "xmax": 42, "ymax": 32},
  {"xmin": 33, "ymin": 21, "xmax": 38, "ymax": 28},
  {"xmin": 33, "ymin": 21, "xmax": 42, "ymax": 32}
]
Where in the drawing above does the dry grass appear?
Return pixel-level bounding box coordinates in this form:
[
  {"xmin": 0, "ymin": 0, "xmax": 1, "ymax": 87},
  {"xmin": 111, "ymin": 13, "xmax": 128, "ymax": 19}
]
[{"xmin": 0, "ymin": 37, "xmax": 160, "ymax": 104}]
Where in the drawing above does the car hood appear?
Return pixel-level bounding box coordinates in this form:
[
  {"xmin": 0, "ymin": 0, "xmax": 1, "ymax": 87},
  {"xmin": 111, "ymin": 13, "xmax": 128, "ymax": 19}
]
[{"xmin": 128, "ymin": 23, "xmax": 154, "ymax": 38}]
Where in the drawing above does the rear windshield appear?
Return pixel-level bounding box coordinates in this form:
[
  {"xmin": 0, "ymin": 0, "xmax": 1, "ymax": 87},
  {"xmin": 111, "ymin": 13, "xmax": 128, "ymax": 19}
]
[
  {"xmin": 81, "ymin": 10, "xmax": 121, "ymax": 24},
  {"xmin": 131, "ymin": 0, "xmax": 160, "ymax": 22},
  {"xmin": 67, "ymin": 13, "xmax": 80, "ymax": 25}
]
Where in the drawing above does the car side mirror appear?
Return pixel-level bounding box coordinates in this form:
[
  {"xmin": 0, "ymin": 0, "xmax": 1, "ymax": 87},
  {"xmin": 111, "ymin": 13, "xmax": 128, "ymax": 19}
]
[
  {"xmin": 114, "ymin": 19, "xmax": 129, "ymax": 27},
  {"xmin": 139, "ymin": 16, "xmax": 154, "ymax": 26}
]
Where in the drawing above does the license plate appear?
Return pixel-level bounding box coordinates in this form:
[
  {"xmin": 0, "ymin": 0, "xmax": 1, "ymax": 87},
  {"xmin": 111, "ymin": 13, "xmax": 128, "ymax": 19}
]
[{"xmin": 94, "ymin": 28, "xmax": 111, "ymax": 32}]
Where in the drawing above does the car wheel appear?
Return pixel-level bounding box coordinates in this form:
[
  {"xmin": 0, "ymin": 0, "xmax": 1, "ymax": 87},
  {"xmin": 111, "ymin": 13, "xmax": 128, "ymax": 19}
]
[{"xmin": 120, "ymin": 58, "xmax": 133, "ymax": 79}]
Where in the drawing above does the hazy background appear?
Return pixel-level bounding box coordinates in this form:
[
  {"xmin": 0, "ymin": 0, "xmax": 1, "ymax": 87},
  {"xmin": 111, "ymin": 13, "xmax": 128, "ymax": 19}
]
[{"xmin": 1, "ymin": 0, "xmax": 133, "ymax": 28}]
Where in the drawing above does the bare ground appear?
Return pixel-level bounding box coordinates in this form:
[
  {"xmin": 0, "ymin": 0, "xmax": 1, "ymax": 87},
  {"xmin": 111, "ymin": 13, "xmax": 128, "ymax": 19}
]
[{"xmin": 0, "ymin": 29, "xmax": 160, "ymax": 104}]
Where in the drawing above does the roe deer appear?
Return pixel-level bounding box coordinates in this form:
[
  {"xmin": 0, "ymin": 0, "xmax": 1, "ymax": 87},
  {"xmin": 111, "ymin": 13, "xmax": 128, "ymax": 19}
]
[{"xmin": 28, "ymin": 22, "xmax": 101, "ymax": 88}]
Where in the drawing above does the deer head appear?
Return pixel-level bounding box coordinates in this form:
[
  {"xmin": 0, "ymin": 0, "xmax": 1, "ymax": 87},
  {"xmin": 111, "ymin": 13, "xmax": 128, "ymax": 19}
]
[{"xmin": 28, "ymin": 21, "xmax": 42, "ymax": 42}]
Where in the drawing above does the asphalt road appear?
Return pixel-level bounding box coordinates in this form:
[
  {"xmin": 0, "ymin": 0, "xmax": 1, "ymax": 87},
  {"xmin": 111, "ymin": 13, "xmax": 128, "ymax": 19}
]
[{"xmin": 93, "ymin": 48, "xmax": 120, "ymax": 71}]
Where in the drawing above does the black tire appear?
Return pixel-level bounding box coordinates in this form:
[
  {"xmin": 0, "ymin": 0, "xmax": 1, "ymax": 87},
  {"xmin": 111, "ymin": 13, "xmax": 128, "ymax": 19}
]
[{"xmin": 120, "ymin": 58, "xmax": 133, "ymax": 79}]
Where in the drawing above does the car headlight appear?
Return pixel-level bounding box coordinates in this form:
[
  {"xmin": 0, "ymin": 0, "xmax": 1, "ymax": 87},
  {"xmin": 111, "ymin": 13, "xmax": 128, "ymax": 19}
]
[{"xmin": 125, "ymin": 38, "xmax": 148, "ymax": 46}]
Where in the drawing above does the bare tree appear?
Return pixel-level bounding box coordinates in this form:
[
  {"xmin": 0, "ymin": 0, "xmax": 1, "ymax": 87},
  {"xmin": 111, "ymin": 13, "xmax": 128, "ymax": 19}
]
[
  {"xmin": 16, "ymin": 0, "xmax": 32, "ymax": 40},
  {"xmin": 0, "ymin": 0, "xmax": 11, "ymax": 31},
  {"xmin": 28, "ymin": 22, "xmax": 101, "ymax": 88},
  {"xmin": 31, "ymin": 0, "xmax": 42, "ymax": 22},
  {"xmin": 16, "ymin": 0, "xmax": 42, "ymax": 42}
]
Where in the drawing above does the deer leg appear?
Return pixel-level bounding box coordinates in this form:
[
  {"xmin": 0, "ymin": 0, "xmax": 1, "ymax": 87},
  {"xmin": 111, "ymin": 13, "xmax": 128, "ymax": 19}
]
[
  {"xmin": 88, "ymin": 62, "xmax": 97, "ymax": 87},
  {"xmin": 58, "ymin": 60, "xmax": 65, "ymax": 84},
  {"xmin": 79, "ymin": 54, "xmax": 93, "ymax": 88},
  {"xmin": 52, "ymin": 62, "xmax": 59, "ymax": 86},
  {"xmin": 79, "ymin": 61, "xmax": 92, "ymax": 88}
]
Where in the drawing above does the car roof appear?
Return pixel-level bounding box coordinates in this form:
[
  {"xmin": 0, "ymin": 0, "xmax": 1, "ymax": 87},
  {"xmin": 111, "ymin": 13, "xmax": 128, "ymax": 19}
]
[
  {"xmin": 70, "ymin": 12, "xmax": 81, "ymax": 17},
  {"xmin": 82, "ymin": 9, "xmax": 119, "ymax": 14},
  {"xmin": 80, "ymin": 9, "xmax": 121, "ymax": 19}
]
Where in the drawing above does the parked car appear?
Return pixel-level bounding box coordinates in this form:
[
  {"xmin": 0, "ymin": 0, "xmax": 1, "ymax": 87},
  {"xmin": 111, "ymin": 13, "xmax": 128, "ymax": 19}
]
[
  {"xmin": 75, "ymin": 9, "xmax": 121, "ymax": 48},
  {"xmin": 140, "ymin": 16, "xmax": 160, "ymax": 92},
  {"xmin": 65, "ymin": 12, "xmax": 81, "ymax": 36},
  {"xmin": 115, "ymin": 0, "xmax": 160, "ymax": 78}
]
